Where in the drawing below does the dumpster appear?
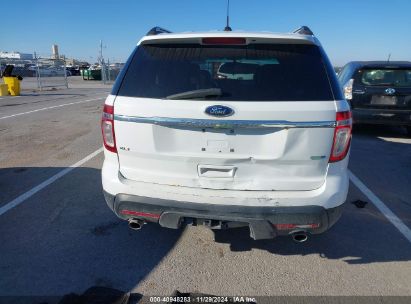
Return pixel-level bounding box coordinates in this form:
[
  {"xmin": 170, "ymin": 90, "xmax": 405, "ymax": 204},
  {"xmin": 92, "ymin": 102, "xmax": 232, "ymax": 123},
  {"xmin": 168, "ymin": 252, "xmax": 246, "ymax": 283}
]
[
  {"xmin": 3, "ymin": 77, "xmax": 21, "ymax": 96},
  {"xmin": 1, "ymin": 65, "xmax": 23, "ymax": 96}
]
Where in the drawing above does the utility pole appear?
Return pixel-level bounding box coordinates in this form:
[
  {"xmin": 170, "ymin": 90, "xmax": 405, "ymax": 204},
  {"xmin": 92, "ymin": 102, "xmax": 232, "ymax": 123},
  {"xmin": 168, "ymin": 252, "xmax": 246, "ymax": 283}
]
[
  {"xmin": 99, "ymin": 40, "xmax": 106, "ymax": 84},
  {"xmin": 99, "ymin": 40, "xmax": 103, "ymax": 63}
]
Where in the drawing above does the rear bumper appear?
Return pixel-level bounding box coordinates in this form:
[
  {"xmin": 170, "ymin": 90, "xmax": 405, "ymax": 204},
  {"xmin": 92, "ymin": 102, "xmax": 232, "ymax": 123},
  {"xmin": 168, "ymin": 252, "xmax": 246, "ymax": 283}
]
[
  {"xmin": 104, "ymin": 190, "xmax": 344, "ymax": 240},
  {"xmin": 352, "ymin": 108, "xmax": 411, "ymax": 126}
]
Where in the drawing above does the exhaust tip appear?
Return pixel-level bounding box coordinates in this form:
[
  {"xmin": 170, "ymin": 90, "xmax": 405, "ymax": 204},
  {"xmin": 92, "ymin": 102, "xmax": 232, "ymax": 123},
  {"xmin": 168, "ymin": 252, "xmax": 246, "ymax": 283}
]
[
  {"xmin": 128, "ymin": 218, "xmax": 145, "ymax": 231},
  {"xmin": 291, "ymin": 231, "xmax": 308, "ymax": 243}
]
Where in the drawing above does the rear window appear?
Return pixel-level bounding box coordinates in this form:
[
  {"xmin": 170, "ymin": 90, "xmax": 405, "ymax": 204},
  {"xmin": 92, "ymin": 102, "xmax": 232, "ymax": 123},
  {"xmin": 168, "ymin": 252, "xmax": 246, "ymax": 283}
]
[
  {"xmin": 117, "ymin": 43, "xmax": 335, "ymax": 101},
  {"xmin": 360, "ymin": 68, "xmax": 411, "ymax": 87}
]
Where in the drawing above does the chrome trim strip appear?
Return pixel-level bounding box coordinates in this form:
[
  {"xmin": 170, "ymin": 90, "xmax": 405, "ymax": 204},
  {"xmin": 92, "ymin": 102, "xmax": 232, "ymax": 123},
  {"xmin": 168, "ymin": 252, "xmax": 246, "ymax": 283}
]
[{"xmin": 114, "ymin": 115, "xmax": 336, "ymax": 129}]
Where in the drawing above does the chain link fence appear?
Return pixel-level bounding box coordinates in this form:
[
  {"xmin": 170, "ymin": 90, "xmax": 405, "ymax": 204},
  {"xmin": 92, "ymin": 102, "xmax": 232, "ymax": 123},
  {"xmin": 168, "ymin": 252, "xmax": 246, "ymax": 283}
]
[
  {"xmin": 0, "ymin": 53, "xmax": 68, "ymax": 90},
  {"xmin": 0, "ymin": 57, "xmax": 37, "ymax": 84},
  {"xmin": 34, "ymin": 54, "xmax": 68, "ymax": 89},
  {"xmin": 1, "ymin": 51, "xmax": 124, "ymax": 91}
]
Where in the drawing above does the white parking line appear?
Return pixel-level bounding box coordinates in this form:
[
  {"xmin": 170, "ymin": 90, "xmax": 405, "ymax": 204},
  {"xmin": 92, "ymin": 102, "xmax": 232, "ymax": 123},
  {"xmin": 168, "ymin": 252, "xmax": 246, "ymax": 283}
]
[
  {"xmin": 0, "ymin": 148, "xmax": 103, "ymax": 217},
  {"xmin": 349, "ymin": 170, "xmax": 411, "ymax": 243},
  {"xmin": 0, "ymin": 97, "xmax": 104, "ymax": 120}
]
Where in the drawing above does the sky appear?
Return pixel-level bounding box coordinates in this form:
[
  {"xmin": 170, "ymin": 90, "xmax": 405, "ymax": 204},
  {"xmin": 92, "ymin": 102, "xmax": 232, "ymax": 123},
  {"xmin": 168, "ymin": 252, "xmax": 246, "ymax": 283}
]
[{"xmin": 1, "ymin": 0, "xmax": 410, "ymax": 66}]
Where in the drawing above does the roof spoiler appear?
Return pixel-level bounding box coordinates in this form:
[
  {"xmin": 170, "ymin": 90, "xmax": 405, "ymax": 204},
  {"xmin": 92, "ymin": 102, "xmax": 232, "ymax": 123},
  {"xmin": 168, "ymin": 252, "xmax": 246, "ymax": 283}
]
[
  {"xmin": 293, "ymin": 26, "xmax": 314, "ymax": 36},
  {"xmin": 146, "ymin": 26, "xmax": 172, "ymax": 36}
]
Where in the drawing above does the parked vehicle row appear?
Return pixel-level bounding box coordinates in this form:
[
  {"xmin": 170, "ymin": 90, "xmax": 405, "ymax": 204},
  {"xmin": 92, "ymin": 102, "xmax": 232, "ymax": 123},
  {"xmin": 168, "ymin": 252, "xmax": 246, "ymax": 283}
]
[
  {"xmin": 0, "ymin": 64, "xmax": 87, "ymax": 77},
  {"xmin": 27, "ymin": 66, "xmax": 69, "ymax": 77}
]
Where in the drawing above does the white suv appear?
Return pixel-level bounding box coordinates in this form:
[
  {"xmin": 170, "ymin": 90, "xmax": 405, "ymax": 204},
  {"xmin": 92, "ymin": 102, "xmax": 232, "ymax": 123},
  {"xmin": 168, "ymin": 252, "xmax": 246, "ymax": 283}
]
[{"xmin": 101, "ymin": 26, "xmax": 351, "ymax": 242}]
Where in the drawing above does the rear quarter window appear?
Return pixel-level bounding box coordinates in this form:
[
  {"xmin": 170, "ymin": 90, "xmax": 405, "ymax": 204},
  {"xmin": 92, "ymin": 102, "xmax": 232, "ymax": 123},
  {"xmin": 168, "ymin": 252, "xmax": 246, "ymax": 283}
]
[{"xmin": 116, "ymin": 43, "xmax": 338, "ymax": 101}]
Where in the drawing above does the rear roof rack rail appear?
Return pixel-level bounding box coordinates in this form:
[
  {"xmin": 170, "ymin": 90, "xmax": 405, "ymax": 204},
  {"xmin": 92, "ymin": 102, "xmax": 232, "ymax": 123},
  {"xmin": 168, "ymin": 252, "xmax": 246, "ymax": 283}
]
[
  {"xmin": 293, "ymin": 26, "xmax": 314, "ymax": 36},
  {"xmin": 146, "ymin": 26, "xmax": 172, "ymax": 36}
]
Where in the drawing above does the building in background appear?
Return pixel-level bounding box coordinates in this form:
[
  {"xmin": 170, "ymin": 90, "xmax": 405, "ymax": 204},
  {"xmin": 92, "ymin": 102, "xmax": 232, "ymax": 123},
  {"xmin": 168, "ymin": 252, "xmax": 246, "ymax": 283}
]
[
  {"xmin": 0, "ymin": 52, "xmax": 33, "ymax": 60},
  {"xmin": 52, "ymin": 44, "xmax": 59, "ymax": 59}
]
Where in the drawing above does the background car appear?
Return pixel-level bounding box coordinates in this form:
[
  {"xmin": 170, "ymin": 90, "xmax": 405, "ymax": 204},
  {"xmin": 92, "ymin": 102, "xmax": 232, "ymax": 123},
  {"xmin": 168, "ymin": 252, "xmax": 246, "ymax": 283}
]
[
  {"xmin": 338, "ymin": 61, "xmax": 411, "ymax": 136},
  {"xmin": 66, "ymin": 66, "xmax": 81, "ymax": 76}
]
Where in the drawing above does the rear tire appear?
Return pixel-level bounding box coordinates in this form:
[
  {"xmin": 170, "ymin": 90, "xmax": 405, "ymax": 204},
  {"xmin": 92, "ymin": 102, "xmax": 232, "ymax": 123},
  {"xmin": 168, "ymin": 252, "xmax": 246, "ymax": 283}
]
[{"xmin": 406, "ymin": 126, "xmax": 411, "ymax": 137}]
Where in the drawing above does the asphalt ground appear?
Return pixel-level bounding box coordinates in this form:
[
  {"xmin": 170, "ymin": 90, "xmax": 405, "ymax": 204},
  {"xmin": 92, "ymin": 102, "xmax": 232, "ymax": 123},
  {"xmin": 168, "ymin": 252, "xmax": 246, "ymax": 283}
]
[{"xmin": 0, "ymin": 83, "xmax": 410, "ymax": 302}]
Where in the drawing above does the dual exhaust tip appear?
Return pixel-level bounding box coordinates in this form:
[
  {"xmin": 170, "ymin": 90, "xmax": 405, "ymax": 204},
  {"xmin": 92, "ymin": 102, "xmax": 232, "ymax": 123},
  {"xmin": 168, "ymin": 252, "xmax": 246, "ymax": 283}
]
[
  {"xmin": 291, "ymin": 231, "xmax": 308, "ymax": 243},
  {"xmin": 128, "ymin": 218, "xmax": 145, "ymax": 230}
]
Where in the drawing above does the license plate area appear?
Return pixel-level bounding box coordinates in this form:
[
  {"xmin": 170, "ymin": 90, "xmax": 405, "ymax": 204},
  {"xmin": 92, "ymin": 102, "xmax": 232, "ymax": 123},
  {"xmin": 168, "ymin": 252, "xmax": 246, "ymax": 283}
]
[
  {"xmin": 370, "ymin": 95, "xmax": 397, "ymax": 105},
  {"xmin": 152, "ymin": 124, "xmax": 287, "ymax": 158}
]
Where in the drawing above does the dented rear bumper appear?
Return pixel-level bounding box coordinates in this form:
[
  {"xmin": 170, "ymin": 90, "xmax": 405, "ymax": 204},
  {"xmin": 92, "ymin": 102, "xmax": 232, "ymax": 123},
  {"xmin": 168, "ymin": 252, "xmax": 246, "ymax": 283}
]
[{"xmin": 103, "ymin": 191, "xmax": 344, "ymax": 240}]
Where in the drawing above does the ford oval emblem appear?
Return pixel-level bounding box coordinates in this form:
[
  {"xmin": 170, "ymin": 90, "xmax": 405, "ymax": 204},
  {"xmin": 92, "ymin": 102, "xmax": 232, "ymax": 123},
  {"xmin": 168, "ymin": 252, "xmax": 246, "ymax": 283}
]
[
  {"xmin": 205, "ymin": 105, "xmax": 234, "ymax": 117},
  {"xmin": 385, "ymin": 88, "xmax": 396, "ymax": 95}
]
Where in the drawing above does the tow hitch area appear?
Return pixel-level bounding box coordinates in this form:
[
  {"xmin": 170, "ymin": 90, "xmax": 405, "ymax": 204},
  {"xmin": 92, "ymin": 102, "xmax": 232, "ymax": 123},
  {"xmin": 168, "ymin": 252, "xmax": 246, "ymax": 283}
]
[
  {"xmin": 182, "ymin": 217, "xmax": 276, "ymax": 240},
  {"xmin": 185, "ymin": 218, "xmax": 247, "ymax": 230}
]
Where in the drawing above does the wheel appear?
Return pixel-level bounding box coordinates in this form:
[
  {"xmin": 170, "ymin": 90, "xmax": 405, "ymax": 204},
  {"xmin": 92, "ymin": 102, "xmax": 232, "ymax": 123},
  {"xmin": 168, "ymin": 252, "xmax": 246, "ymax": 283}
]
[{"xmin": 406, "ymin": 126, "xmax": 411, "ymax": 137}]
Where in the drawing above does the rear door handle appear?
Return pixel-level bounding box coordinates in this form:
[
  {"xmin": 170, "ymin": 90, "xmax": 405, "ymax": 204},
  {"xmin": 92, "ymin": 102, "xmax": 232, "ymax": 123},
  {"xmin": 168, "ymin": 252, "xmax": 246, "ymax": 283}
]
[{"xmin": 198, "ymin": 165, "xmax": 236, "ymax": 178}]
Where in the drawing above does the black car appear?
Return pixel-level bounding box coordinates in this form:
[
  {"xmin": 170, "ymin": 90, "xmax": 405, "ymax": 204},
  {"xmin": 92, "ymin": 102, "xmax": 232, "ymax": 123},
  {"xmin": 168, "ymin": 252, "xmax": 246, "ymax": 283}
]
[
  {"xmin": 66, "ymin": 66, "xmax": 81, "ymax": 76},
  {"xmin": 338, "ymin": 61, "xmax": 411, "ymax": 136}
]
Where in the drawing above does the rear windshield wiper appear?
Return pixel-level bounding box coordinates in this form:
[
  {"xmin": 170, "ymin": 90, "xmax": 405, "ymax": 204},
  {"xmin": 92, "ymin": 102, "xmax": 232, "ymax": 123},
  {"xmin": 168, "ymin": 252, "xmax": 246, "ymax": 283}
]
[{"xmin": 166, "ymin": 88, "xmax": 222, "ymax": 100}]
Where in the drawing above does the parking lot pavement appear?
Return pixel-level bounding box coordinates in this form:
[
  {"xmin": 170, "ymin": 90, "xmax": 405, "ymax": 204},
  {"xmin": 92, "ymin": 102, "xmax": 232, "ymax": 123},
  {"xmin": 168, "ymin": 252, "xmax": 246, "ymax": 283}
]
[
  {"xmin": 0, "ymin": 90, "xmax": 410, "ymax": 298},
  {"xmin": 349, "ymin": 126, "xmax": 411, "ymax": 228},
  {"xmin": 0, "ymin": 89, "xmax": 109, "ymax": 120},
  {"xmin": 0, "ymin": 89, "xmax": 107, "ymax": 205}
]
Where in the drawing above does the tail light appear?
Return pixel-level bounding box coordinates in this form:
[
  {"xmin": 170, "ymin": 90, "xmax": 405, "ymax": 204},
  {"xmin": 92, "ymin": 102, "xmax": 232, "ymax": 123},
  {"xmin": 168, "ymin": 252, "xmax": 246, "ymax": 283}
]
[
  {"xmin": 101, "ymin": 104, "xmax": 117, "ymax": 153},
  {"xmin": 343, "ymin": 79, "xmax": 354, "ymax": 100},
  {"xmin": 329, "ymin": 111, "xmax": 352, "ymax": 162}
]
